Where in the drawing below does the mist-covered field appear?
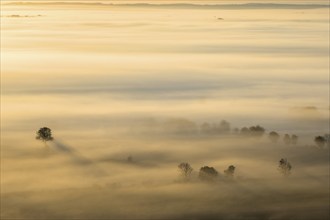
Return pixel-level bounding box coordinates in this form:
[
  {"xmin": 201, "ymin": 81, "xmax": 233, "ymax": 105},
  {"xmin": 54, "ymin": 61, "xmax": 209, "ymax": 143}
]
[{"xmin": 1, "ymin": 1, "xmax": 329, "ymax": 219}]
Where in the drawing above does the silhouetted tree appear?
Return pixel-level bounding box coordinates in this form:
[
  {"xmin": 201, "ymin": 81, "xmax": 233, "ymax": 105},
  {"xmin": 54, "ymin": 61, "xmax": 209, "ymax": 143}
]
[
  {"xmin": 178, "ymin": 162, "xmax": 193, "ymax": 180},
  {"xmin": 269, "ymin": 131, "xmax": 280, "ymax": 143},
  {"xmin": 278, "ymin": 158, "xmax": 292, "ymax": 176},
  {"xmin": 224, "ymin": 165, "xmax": 235, "ymax": 177},
  {"xmin": 249, "ymin": 125, "xmax": 265, "ymax": 137},
  {"xmin": 200, "ymin": 120, "xmax": 231, "ymax": 135},
  {"xmin": 199, "ymin": 166, "xmax": 218, "ymax": 181},
  {"xmin": 314, "ymin": 136, "xmax": 326, "ymax": 148},
  {"xmin": 291, "ymin": 135, "xmax": 298, "ymax": 145},
  {"xmin": 283, "ymin": 134, "xmax": 291, "ymax": 145},
  {"xmin": 240, "ymin": 125, "xmax": 265, "ymax": 137},
  {"xmin": 127, "ymin": 155, "xmax": 133, "ymax": 163},
  {"xmin": 36, "ymin": 127, "xmax": 53, "ymax": 145}
]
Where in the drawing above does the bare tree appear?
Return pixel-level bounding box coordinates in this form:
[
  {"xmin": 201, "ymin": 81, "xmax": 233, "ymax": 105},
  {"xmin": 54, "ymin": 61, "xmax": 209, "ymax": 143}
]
[
  {"xmin": 36, "ymin": 127, "xmax": 53, "ymax": 146},
  {"xmin": 199, "ymin": 166, "xmax": 218, "ymax": 181},
  {"xmin": 224, "ymin": 165, "xmax": 236, "ymax": 178},
  {"xmin": 178, "ymin": 162, "xmax": 193, "ymax": 180},
  {"xmin": 278, "ymin": 158, "xmax": 292, "ymax": 176}
]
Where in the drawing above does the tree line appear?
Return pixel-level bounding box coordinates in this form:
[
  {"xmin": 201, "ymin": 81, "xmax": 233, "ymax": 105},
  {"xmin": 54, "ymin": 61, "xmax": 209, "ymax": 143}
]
[
  {"xmin": 178, "ymin": 158, "xmax": 292, "ymax": 182},
  {"xmin": 36, "ymin": 126, "xmax": 330, "ymax": 149}
]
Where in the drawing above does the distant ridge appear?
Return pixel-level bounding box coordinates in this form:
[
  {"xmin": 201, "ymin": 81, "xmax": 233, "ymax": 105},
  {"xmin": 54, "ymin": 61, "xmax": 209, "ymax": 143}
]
[{"xmin": 4, "ymin": 2, "xmax": 330, "ymax": 9}]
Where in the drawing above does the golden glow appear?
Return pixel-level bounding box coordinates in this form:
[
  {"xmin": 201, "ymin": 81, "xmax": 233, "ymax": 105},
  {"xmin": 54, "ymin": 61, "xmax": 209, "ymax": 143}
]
[{"xmin": 1, "ymin": 1, "xmax": 329, "ymax": 219}]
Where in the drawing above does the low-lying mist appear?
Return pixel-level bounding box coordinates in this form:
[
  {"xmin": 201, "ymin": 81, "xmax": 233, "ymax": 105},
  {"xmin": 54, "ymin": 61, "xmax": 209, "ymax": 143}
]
[
  {"xmin": 2, "ymin": 119, "xmax": 329, "ymax": 219},
  {"xmin": 1, "ymin": 1, "xmax": 329, "ymax": 219}
]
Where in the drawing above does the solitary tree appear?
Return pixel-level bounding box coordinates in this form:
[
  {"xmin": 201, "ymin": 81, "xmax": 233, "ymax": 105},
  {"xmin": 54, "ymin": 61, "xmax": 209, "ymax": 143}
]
[
  {"xmin": 36, "ymin": 127, "xmax": 53, "ymax": 145},
  {"xmin": 269, "ymin": 131, "xmax": 280, "ymax": 143},
  {"xmin": 314, "ymin": 136, "xmax": 326, "ymax": 148},
  {"xmin": 199, "ymin": 166, "xmax": 218, "ymax": 181},
  {"xmin": 178, "ymin": 162, "xmax": 193, "ymax": 180},
  {"xmin": 278, "ymin": 158, "xmax": 292, "ymax": 176},
  {"xmin": 224, "ymin": 165, "xmax": 236, "ymax": 178}
]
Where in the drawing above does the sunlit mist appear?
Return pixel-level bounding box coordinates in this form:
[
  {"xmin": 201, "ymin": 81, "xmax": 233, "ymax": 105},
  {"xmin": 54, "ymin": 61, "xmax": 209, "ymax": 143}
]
[{"xmin": 1, "ymin": 1, "xmax": 329, "ymax": 219}]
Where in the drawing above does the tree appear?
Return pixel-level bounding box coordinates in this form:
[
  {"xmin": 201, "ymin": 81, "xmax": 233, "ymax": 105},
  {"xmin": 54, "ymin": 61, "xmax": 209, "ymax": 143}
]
[
  {"xmin": 240, "ymin": 127, "xmax": 250, "ymax": 136},
  {"xmin": 269, "ymin": 131, "xmax": 280, "ymax": 143},
  {"xmin": 36, "ymin": 127, "xmax": 53, "ymax": 145},
  {"xmin": 314, "ymin": 136, "xmax": 326, "ymax": 148},
  {"xmin": 201, "ymin": 122, "xmax": 211, "ymax": 135},
  {"xmin": 224, "ymin": 165, "xmax": 235, "ymax": 177},
  {"xmin": 163, "ymin": 118, "xmax": 197, "ymax": 135},
  {"xmin": 324, "ymin": 134, "xmax": 330, "ymax": 148},
  {"xmin": 178, "ymin": 162, "xmax": 193, "ymax": 180},
  {"xmin": 210, "ymin": 123, "xmax": 218, "ymax": 135},
  {"xmin": 278, "ymin": 158, "xmax": 292, "ymax": 176},
  {"xmin": 232, "ymin": 128, "xmax": 239, "ymax": 134},
  {"xmin": 291, "ymin": 135, "xmax": 298, "ymax": 145},
  {"xmin": 249, "ymin": 125, "xmax": 265, "ymax": 137},
  {"xmin": 283, "ymin": 134, "xmax": 291, "ymax": 145},
  {"xmin": 219, "ymin": 120, "xmax": 231, "ymax": 134},
  {"xmin": 240, "ymin": 125, "xmax": 265, "ymax": 137},
  {"xmin": 199, "ymin": 166, "xmax": 218, "ymax": 181}
]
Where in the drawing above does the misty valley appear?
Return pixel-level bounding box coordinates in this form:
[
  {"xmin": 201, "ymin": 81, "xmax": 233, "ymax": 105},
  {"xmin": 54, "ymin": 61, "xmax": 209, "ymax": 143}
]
[
  {"xmin": 2, "ymin": 117, "xmax": 329, "ymax": 219},
  {"xmin": 1, "ymin": 1, "xmax": 329, "ymax": 220}
]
